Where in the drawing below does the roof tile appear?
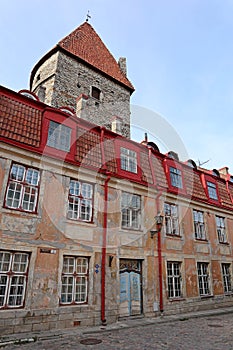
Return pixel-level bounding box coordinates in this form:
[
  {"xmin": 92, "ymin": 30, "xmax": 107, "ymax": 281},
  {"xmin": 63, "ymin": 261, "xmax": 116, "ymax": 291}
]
[{"xmin": 58, "ymin": 22, "xmax": 134, "ymax": 91}]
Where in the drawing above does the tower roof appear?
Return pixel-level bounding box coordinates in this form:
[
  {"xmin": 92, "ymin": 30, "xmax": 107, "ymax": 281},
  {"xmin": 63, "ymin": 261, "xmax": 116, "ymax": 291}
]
[{"xmin": 57, "ymin": 22, "xmax": 134, "ymax": 91}]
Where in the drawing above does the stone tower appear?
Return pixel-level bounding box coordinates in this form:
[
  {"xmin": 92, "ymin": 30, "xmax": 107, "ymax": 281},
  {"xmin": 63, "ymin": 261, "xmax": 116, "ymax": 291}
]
[{"xmin": 30, "ymin": 22, "xmax": 134, "ymax": 138}]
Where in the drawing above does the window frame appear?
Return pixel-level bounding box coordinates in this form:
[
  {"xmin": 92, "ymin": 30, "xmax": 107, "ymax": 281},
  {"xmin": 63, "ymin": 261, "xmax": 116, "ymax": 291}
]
[
  {"xmin": 0, "ymin": 250, "xmax": 30, "ymax": 309},
  {"xmin": 197, "ymin": 262, "xmax": 211, "ymax": 296},
  {"xmin": 167, "ymin": 261, "xmax": 182, "ymax": 299},
  {"xmin": 216, "ymin": 215, "xmax": 227, "ymax": 244},
  {"xmin": 4, "ymin": 163, "xmax": 40, "ymax": 213},
  {"xmin": 163, "ymin": 159, "xmax": 186, "ymax": 194},
  {"xmin": 120, "ymin": 147, "xmax": 138, "ymax": 174},
  {"xmin": 164, "ymin": 203, "xmax": 180, "ymax": 236},
  {"xmin": 193, "ymin": 209, "xmax": 206, "ymax": 240},
  {"xmin": 201, "ymin": 174, "xmax": 220, "ymax": 204},
  {"xmin": 47, "ymin": 120, "xmax": 72, "ymax": 152},
  {"xmin": 41, "ymin": 110, "xmax": 77, "ymax": 162},
  {"xmin": 222, "ymin": 263, "xmax": 232, "ymax": 293},
  {"xmin": 121, "ymin": 192, "xmax": 141, "ymax": 230},
  {"xmin": 91, "ymin": 86, "xmax": 101, "ymax": 100},
  {"xmin": 60, "ymin": 256, "xmax": 89, "ymax": 305},
  {"xmin": 169, "ymin": 166, "xmax": 183, "ymax": 189},
  {"xmin": 67, "ymin": 180, "xmax": 94, "ymax": 222}
]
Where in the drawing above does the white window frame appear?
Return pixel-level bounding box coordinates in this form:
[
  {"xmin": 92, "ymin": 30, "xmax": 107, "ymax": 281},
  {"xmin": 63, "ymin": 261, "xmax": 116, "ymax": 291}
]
[
  {"xmin": 67, "ymin": 180, "xmax": 93, "ymax": 222},
  {"xmin": 60, "ymin": 256, "xmax": 89, "ymax": 305},
  {"xmin": 197, "ymin": 262, "xmax": 211, "ymax": 296},
  {"xmin": 216, "ymin": 216, "xmax": 227, "ymax": 243},
  {"xmin": 222, "ymin": 263, "xmax": 232, "ymax": 293},
  {"xmin": 120, "ymin": 147, "xmax": 137, "ymax": 173},
  {"xmin": 167, "ymin": 261, "xmax": 182, "ymax": 298},
  {"xmin": 169, "ymin": 167, "xmax": 183, "ymax": 188},
  {"xmin": 193, "ymin": 210, "xmax": 206, "ymax": 240},
  {"xmin": 47, "ymin": 120, "xmax": 72, "ymax": 152},
  {"xmin": 164, "ymin": 203, "xmax": 179, "ymax": 236},
  {"xmin": 121, "ymin": 192, "xmax": 141, "ymax": 230},
  {"xmin": 0, "ymin": 251, "xmax": 29, "ymax": 309},
  {"xmin": 207, "ymin": 181, "xmax": 218, "ymax": 200},
  {"xmin": 5, "ymin": 163, "xmax": 40, "ymax": 212}
]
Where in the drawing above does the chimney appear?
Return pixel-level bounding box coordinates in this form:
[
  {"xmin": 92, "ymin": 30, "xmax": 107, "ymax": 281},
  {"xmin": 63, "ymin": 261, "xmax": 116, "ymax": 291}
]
[
  {"xmin": 76, "ymin": 94, "xmax": 88, "ymax": 118},
  {"xmin": 219, "ymin": 167, "xmax": 229, "ymax": 176},
  {"xmin": 118, "ymin": 57, "xmax": 127, "ymax": 76},
  {"xmin": 111, "ymin": 116, "xmax": 122, "ymax": 134}
]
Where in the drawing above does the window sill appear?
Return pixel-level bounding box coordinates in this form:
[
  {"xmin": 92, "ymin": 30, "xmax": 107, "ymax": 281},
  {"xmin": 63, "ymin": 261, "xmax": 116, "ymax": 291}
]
[
  {"xmin": 200, "ymin": 294, "xmax": 214, "ymax": 299},
  {"xmin": 2, "ymin": 206, "xmax": 40, "ymax": 218},
  {"xmin": 166, "ymin": 234, "xmax": 182, "ymax": 239},
  {"xmin": 120, "ymin": 227, "xmax": 143, "ymax": 233},
  {"xmin": 219, "ymin": 241, "xmax": 229, "ymax": 245},
  {"xmin": 66, "ymin": 218, "xmax": 96, "ymax": 227},
  {"xmin": 168, "ymin": 297, "xmax": 186, "ymax": 302},
  {"xmin": 195, "ymin": 238, "xmax": 208, "ymax": 243}
]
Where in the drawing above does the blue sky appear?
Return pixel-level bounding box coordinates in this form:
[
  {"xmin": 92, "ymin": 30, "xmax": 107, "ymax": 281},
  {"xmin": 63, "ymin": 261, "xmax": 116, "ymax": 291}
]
[{"xmin": 1, "ymin": 0, "xmax": 233, "ymax": 172}]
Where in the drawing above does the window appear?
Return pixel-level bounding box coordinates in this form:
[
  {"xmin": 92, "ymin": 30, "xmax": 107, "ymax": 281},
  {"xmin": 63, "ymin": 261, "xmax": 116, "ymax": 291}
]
[
  {"xmin": 61, "ymin": 256, "xmax": 89, "ymax": 304},
  {"xmin": 47, "ymin": 121, "xmax": 71, "ymax": 152},
  {"xmin": 216, "ymin": 216, "xmax": 227, "ymax": 243},
  {"xmin": 193, "ymin": 210, "xmax": 206, "ymax": 240},
  {"xmin": 207, "ymin": 181, "xmax": 218, "ymax": 200},
  {"xmin": 91, "ymin": 86, "xmax": 101, "ymax": 100},
  {"xmin": 120, "ymin": 147, "xmax": 137, "ymax": 173},
  {"xmin": 167, "ymin": 262, "xmax": 182, "ymax": 298},
  {"xmin": 197, "ymin": 262, "xmax": 210, "ymax": 296},
  {"xmin": 222, "ymin": 263, "xmax": 232, "ymax": 293},
  {"xmin": 0, "ymin": 251, "xmax": 29, "ymax": 309},
  {"xmin": 169, "ymin": 167, "xmax": 182, "ymax": 188},
  {"xmin": 5, "ymin": 163, "xmax": 40, "ymax": 212},
  {"xmin": 67, "ymin": 180, "xmax": 93, "ymax": 222},
  {"xmin": 164, "ymin": 203, "xmax": 179, "ymax": 236},
  {"xmin": 121, "ymin": 192, "xmax": 141, "ymax": 229}
]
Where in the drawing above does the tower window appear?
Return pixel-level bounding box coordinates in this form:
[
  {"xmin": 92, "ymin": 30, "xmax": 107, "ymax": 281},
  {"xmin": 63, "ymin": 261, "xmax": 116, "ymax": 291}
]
[{"xmin": 91, "ymin": 86, "xmax": 101, "ymax": 100}]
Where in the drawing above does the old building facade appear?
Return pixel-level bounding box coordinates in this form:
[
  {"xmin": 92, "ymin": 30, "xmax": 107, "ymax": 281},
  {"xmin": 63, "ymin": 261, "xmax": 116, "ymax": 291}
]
[{"xmin": 0, "ymin": 22, "xmax": 233, "ymax": 336}]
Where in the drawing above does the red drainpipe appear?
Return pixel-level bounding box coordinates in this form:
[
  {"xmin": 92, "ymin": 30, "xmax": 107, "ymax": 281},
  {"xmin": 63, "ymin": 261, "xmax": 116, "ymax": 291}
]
[
  {"xmin": 101, "ymin": 174, "xmax": 111, "ymax": 325},
  {"xmin": 155, "ymin": 190, "xmax": 164, "ymax": 313}
]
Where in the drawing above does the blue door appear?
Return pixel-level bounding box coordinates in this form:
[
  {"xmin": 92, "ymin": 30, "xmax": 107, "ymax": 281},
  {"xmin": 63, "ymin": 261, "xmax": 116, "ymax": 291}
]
[{"xmin": 120, "ymin": 260, "xmax": 142, "ymax": 316}]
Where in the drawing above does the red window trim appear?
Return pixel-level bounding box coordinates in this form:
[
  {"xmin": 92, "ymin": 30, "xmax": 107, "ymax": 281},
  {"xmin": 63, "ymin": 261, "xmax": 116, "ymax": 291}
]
[
  {"xmin": 115, "ymin": 140, "xmax": 142, "ymax": 181},
  {"xmin": 40, "ymin": 110, "xmax": 77, "ymax": 163},
  {"xmin": 163, "ymin": 159, "xmax": 186, "ymax": 195},
  {"xmin": 201, "ymin": 174, "xmax": 220, "ymax": 205}
]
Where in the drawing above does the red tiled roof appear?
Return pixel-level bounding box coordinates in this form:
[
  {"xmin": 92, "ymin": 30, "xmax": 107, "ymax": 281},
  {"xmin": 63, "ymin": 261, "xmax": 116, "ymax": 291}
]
[
  {"xmin": 58, "ymin": 22, "xmax": 134, "ymax": 91},
  {"xmin": 0, "ymin": 94, "xmax": 42, "ymax": 147}
]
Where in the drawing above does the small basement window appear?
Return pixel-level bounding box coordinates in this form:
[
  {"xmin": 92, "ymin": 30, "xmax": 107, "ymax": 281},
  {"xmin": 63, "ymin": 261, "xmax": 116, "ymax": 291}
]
[{"xmin": 91, "ymin": 86, "xmax": 101, "ymax": 100}]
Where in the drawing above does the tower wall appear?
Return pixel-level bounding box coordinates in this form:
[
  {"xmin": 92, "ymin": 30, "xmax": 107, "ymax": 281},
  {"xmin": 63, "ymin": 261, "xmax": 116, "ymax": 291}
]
[{"xmin": 31, "ymin": 51, "xmax": 131, "ymax": 137}]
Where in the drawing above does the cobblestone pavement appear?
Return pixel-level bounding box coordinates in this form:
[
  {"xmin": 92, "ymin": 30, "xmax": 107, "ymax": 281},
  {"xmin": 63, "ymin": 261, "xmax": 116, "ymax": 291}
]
[{"xmin": 2, "ymin": 313, "xmax": 233, "ymax": 350}]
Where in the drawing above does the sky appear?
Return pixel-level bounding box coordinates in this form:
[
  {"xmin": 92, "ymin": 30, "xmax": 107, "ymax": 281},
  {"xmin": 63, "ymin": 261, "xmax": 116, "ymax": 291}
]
[{"xmin": 1, "ymin": 0, "xmax": 233, "ymax": 172}]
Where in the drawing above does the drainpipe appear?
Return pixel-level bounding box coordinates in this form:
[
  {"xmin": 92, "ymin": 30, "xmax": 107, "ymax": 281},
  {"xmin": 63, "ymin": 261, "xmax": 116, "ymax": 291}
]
[
  {"xmin": 101, "ymin": 174, "xmax": 111, "ymax": 325},
  {"xmin": 155, "ymin": 190, "xmax": 164, "ymax": 314}
]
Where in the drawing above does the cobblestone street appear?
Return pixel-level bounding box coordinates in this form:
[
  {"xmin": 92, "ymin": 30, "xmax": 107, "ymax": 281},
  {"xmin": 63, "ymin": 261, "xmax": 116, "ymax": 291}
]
[{"xmin": 2, "ymin": 312, "xmax": 233, "ymax": 350}]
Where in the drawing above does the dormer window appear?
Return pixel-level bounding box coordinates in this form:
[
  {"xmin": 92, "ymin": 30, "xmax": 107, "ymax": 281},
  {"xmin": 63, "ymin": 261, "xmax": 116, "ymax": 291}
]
[
  {"xmin": 120, "ymin": 147, "xmax": 137, "ymax": 173},
  {"xmin": 207, "ymin": 181, "xmax": 218, "ymax": 200},
  {"xmin": 47, "ymin": 121, "xmax": 71, "ymax": 152},
  {"xmin": 170, "ymin": 167, "xmax": 183, "ymax": 188},
  {"xmin": 91, "ymin": 86, "xmax": 101, "ymax": 100}
]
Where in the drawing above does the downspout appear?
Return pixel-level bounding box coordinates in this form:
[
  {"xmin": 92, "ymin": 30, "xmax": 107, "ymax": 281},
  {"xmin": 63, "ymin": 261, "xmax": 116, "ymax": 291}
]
[
  {"xmin": 100, "ymin": 126, "xmax": 110, "ymax": 325},
  {"xmin": 155, "ymin": 190, "xmax": 164, "ymax": 314},
  {"xmin": 101, "ymin": 174, "xmax": 111, "ymax": 325},
  {"xmin": 148, "ymin": 147, "xmax": 164, "ymax": 313}
]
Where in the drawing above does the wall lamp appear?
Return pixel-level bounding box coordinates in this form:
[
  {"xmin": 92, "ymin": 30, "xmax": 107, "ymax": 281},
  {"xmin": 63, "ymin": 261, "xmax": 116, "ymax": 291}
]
[{"xmin": 150, "ymin": 213, "xmax": 164, "ymax": 238}]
